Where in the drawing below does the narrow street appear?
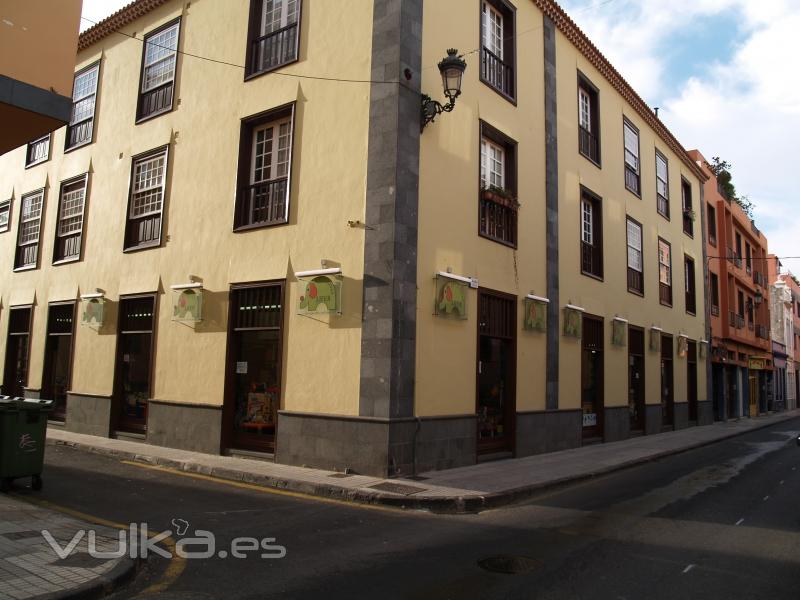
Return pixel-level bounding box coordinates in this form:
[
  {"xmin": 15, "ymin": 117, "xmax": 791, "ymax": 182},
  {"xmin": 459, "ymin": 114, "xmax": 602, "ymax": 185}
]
[{"xmin": 11, "ymin": 417, "xmax": 800, "ymax": 599}]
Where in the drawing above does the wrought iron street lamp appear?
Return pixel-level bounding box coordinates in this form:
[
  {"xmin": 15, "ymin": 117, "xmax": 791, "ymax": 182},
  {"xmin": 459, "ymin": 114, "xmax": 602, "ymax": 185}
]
[{"xmin": 421, "ymin": 49, "xmax": 467, "ymax": 131}]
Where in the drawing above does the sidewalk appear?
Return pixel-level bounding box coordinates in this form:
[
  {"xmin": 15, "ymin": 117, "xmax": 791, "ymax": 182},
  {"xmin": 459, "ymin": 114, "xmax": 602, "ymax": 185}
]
[
  {"xmin": 48, "ymin": 410, "xmax": 800, "ymax": 514},
  {"xmin": 0, "ymin": 494, "xmax": 136, "ymax": 600}
]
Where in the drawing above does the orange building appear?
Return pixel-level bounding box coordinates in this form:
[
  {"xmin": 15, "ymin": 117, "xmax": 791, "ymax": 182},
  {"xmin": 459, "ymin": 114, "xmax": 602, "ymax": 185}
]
[{"xmin": 689, "ymin": 150, "xmax": 772, "ymax": 419}]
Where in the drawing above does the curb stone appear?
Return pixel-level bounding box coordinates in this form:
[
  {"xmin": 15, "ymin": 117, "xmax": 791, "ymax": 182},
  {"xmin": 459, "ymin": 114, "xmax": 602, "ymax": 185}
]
[{"xmin": 47, "ymin": 412, "xmax": 800, "ymax": 515}]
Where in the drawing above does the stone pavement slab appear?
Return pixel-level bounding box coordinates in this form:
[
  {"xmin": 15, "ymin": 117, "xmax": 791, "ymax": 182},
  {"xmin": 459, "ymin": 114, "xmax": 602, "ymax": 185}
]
[
  {"xmin": 0, "ymin": 493, "xmax": 136, "ymax": 599},
  {"xmin": 47, "ymin": 410, "xmax": 800, "ymax": 514}
]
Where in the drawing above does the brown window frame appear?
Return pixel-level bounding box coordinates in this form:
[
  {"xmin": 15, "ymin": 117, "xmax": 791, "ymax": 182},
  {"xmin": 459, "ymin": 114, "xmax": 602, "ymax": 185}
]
[
  {"xmin": 707, "ymin": 202, "xmax": 717, "ymax": 246},
  {"xmin": 479, "ymin": 120, "xmax": 518, "ymax": 248},
  {"xmin": 684, "ymin": 255, "xmax": 696, "ymax": 315},
  {"xmin": 234, "ymin": 103, "xmax": 296, "ymax": 232},
  {"xmin": 577, "ymin": 72, "xmax": 601, "ymax": 166},
  {"xmin": 658, "ymin": 237, "xmax": 672, "ymax": 307},
  {"xmin": 25, "ymin": 133, "xmax": 51, "ymax": 168},
  {"xmin": 244, "ymin": 0, "xmax": 302, "ymax": 80},
  {"xmin": 479, "ymin": 0, "xmax": 516, "ymax": 102},
  {"xmin": 65, "ymin": 61, "xmax": 101, "ymax": 152},
  {"xmin": 655, "ymin": 150, "xmax": 670, "ymax": 219},
  {"xmin": 53, "ymin": 173, "xmax": 90, "ymax": 265},
  {"xmin": 136, "ymin": 18, "xmax": 181, "ymax": 124},
  {"xmin": 14, "ymin": 188, "xmax": 46, "ymax": 271},
  {"xmin": 681, "ymin": 178, "xmax": 693, "ymax": 237},
  {"xmin": 623, "ymin": 117, "xmax": 640, "ymax": 197},
  {"xmin": 626, "ymin": 216, "xmax": 643, "ymax": 295},
  {"xmin": 580, "ymin": 187, "xmax": 603, "ymax": 280},
  {"xmin": 124, "ymin": 145, "xmax": 170, "ymax": 252},
  {"xmin": 710, "ymin": 272, "xmax": 720, "ymax": 316}
]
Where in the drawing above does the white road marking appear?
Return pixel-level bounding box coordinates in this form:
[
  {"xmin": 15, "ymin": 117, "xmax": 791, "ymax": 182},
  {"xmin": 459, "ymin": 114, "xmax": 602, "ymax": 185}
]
[
  {"xmin": 683, "ymin": 564, "xmax": 696, "ymax": 573},
  {"xmin": 735, "ymin": 518, "xmax": 744, "ymax": 525}
]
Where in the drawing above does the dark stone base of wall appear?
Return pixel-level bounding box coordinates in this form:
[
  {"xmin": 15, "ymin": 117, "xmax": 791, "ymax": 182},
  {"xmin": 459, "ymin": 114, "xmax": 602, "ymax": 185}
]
[
  {"xmin": 603, "ymin": 406, "xmax": 630, "ymax": 443},
  {"xmin": 516, "ymin": 410, "xmax": 582, "ymax": 457},
  {"xmin": 276, "ymin": 412, "xmax": 476, "ymax": 478},
  {"xmin": 645, "ymin": 404, "xmax": 662, "ymax": 435},
  {"xmin": 66, "ymin": 392, "xmax": 112, "ymax": 438},
  {"xmin": 147, "ymin": 400, "xmax": 223, "ymax": 455},
  {"xmin": 697, "ymin": 400, "xmax": 714, "ymax": 426},
  {"xmin": 674, "ymin": 402, "xmax": 689, "ymax": 430}
]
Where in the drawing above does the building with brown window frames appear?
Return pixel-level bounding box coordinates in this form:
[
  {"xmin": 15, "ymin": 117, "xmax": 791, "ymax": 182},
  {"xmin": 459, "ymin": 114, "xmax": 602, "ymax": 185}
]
[
  {"xmin": 689, "ymin": 150, "xmax": 773, "ymax": 420},
  {"xmin": 0, "ymin": 0, "xmax": 709, "ymax": 477}
]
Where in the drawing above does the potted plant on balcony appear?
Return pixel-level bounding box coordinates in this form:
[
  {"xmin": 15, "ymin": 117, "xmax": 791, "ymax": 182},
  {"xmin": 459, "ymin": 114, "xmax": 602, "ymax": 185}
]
[{"xmin": 481, "ymin": 184, "xmax": 520, "ymax": 210}]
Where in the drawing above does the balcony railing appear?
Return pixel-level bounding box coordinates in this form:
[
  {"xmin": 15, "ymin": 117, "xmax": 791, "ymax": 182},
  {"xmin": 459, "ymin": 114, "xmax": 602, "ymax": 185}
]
[
  {"xmin": 709, "ymin": 233, "xmax": 717, "ymax": 246},
  {"xmin": 685, "ymin": 291, "xmax": 696, "ymax": 315},
  {"xmin": 659, "ymin": 282, "xmax": 672, "ymax": 306},
  {"xmin": 733, "ymin": 254, "xmax": 742, "ymax": 269},
  {"xmin": 125, "ymin": 213, "xmax": 161, "ymax": 249},
  {"xmin": 726, "ymin": 247, "xmax": 735, "ymax": 264},
  {"xmin": 14, "ymin": 244, "xmax": 37, "ymax": 269},
  {"xmin": 683, "ymin": 215, "xmax": 693, "ymax": 236},
  {"xmin": 137, "ymin": 81, "xmax": 174, "ymax": 121},
  {"xmin": 711, "ymin": 304, "xmax": 720, "ymax": 317},
  {"xmin": 578, "ymin": 126, "xmax": 599, "ymax": 163},
  {"xmin": 479, "ymin": 191, "xmax": 518, "ymax": 247},
  {"xmin": 235, "ymin": 178, "xmax": 289, "ymax": 230},
  {"xmin": 249, "ymin": 22, "xmax": 299, "ymax": 76},
  {"xmin": 481, "ymin": 47, "xmax": 514, "ymax": 98},
  {"xmin": 66, "ymin": 119, "xmax": 93, "ymax": 150},
  {"xmin": 581, "ymin": 241, "xmax": 602, "ymax": 277},
  {"xmin": 627, "ymin": 267, "xmax": 643, "ymax": 294},
  {"xmin": 756, "ymin": 324, "xmax": 769, "ymax": 339},
  {"xmin": 754, "ymin": 271, "xmax": 765, "ymax": 287},
  {"xmin": 748, "ymin": 321, "xmax": 754, "ymax": 331},
  {"xmin": 729, "ymin": 311, "xmax": 745, "ymax": 329},
  {"xmin": 657, "ymin": 194, "xmax": 669, "ymax": 218},
  {"xmin": 625, "ymin": 165, "xmax": 640, "ymax": 195}
]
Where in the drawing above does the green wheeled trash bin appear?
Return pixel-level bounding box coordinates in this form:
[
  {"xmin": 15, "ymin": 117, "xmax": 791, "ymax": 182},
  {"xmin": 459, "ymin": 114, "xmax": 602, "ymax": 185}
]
[{"xmin": 0, "ymin": 397, "xmax": 52, "ymax": 492}]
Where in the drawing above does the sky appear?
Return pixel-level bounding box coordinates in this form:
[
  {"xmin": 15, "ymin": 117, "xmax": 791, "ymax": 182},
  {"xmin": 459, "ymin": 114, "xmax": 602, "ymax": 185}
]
[{"xmin": 81, "ymin": 0, "xmax": 799, "ymax": 269}]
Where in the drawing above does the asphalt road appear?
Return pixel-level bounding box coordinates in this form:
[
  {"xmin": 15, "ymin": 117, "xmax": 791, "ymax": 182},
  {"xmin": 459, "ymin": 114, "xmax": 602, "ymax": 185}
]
[{"xmin": 12, "ymin": 418, "xmax": 800, "ymax": 599}]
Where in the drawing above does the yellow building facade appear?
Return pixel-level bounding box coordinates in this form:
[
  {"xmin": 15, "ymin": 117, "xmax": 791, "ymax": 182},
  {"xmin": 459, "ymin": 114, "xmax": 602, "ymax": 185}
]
[{"xmin": 0, "ymin": 0, "xmax": 709, "ymax": 477}]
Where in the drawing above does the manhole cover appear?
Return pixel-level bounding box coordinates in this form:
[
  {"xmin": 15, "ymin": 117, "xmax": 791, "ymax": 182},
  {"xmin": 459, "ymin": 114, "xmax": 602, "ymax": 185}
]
[
  {"xmin": 369, "ymin": 482, "xmax": 426, "ymax": 496},
  {"xmin": 477, "ymin": 555, "xmax": 541, "ymax": 574}
]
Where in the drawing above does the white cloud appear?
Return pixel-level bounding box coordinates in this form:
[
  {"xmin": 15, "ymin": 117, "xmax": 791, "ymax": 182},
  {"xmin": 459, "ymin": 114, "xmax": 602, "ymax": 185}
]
[{"xmin": 562, "ymin": 0, "xmax": 800, "ymax": 261}]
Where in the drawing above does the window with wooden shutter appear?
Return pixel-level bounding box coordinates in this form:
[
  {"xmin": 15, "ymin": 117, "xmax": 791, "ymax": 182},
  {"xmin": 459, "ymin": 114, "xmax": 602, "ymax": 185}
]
[
  {"xmin": 623, "ymin": 119, "xmax": 640, "ymax": 194},
  {"xmin": 137, "ymin": 20, "xmax": 180, "ymax": 122},
  {"xmin": 14, "ymin": 190, "xmax": 45, "ymax": 270},
  {"xmin": 626, "ymin": 217, "xmax": 643, "ymax": 294},
  {"xmin": 124, "ymin": 146, "xmax": 169, "ymax": 250},
  {"xmin": 656, "ymin": 151, "xmax": 669, "ymax": 218},
  {"xmin": 245, "ymin": 0, "xmax": 301, "ymax": 78},
  {"xmin": 54, "ymin": 175, "xmax": 89, "ymax": 263}
]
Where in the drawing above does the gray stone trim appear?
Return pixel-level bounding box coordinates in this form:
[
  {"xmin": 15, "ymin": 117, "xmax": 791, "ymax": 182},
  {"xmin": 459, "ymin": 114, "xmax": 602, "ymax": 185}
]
[
  {"xmin": 603, "ymin": 406, "xmax": 630, "ymax": 442},
  {"xmin": 516, "ymin": 410, "xmax": 582, "ymax": 456},
  {"xmin": 147, "ymin": 401, "xmax": 222, "ymax": 454},
  {"xmin": 358, "ymin": 0, "xmax": 423, "ymax": 420},
  {"xmin": 276, "ymin": 412, "xmax": 475, "ymax": 477},
  {"xmin": 673, "ymin": 402, "xmax": 689, "ymax": 430},
  {"xmin": 698, "ymin": 181, "xmax": 713, "ymax": 410},
  {"xmin": 645, "ymin": 404, "xmax": 662, "ymax": 435},
  {"xmin": 66, "ymin": 392, "xmax": 112, "ymax": 438},
  {"xmin": 543, "ymin": 16, "xmax": 559, "ymax": 410},
  {"xmin": 697, "ymin": 399, "xmax": 714, "ymax": 426},
  {"xmin": 0, "ymin": 74, "xmax": 72, "ymax": 123}
]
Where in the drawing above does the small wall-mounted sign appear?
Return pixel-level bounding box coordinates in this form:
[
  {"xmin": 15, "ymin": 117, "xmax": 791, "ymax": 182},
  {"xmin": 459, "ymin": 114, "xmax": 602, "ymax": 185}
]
[
  {"xmin": 523, "ymin": 295, "xmax": 548, "ymax": 332},
  {"xmin": 296, "ymin": 268, "xmax": 343, "ymax": 316},
  {"xmin": 435, "ymin": 272, "xmax": 470, "ymax": 319},
  {"xmin": 611, "ymin": 317, "xmax": 628, "ymax": 347},
  {"xmin": 649, "ymin": 326, "xmax": 663, "ymax": 353},
  {"xmin": 677, "ymin": 335, "xmax": 689, "ymax": 358},
  {"xmin": 582, "ymin": 412, "xmax": 597, "ymax": 427},
  {"xmin": 748, "ymin": 356, "xmax": 766, "ymax": 370},
  {"xmin": 563, "ymin": 304, "xmax": 584, "ymax": 338},
  {"xmin": 699, "ymin": 339, "xmax": 709, "ymax": 359},
  {"xmin": 171, "ymin": 283, "xmax": 203, "ymax": 323},
  {"xmin": 80, "ymin": 293, "xmax": 105, "ymax": 328}
]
